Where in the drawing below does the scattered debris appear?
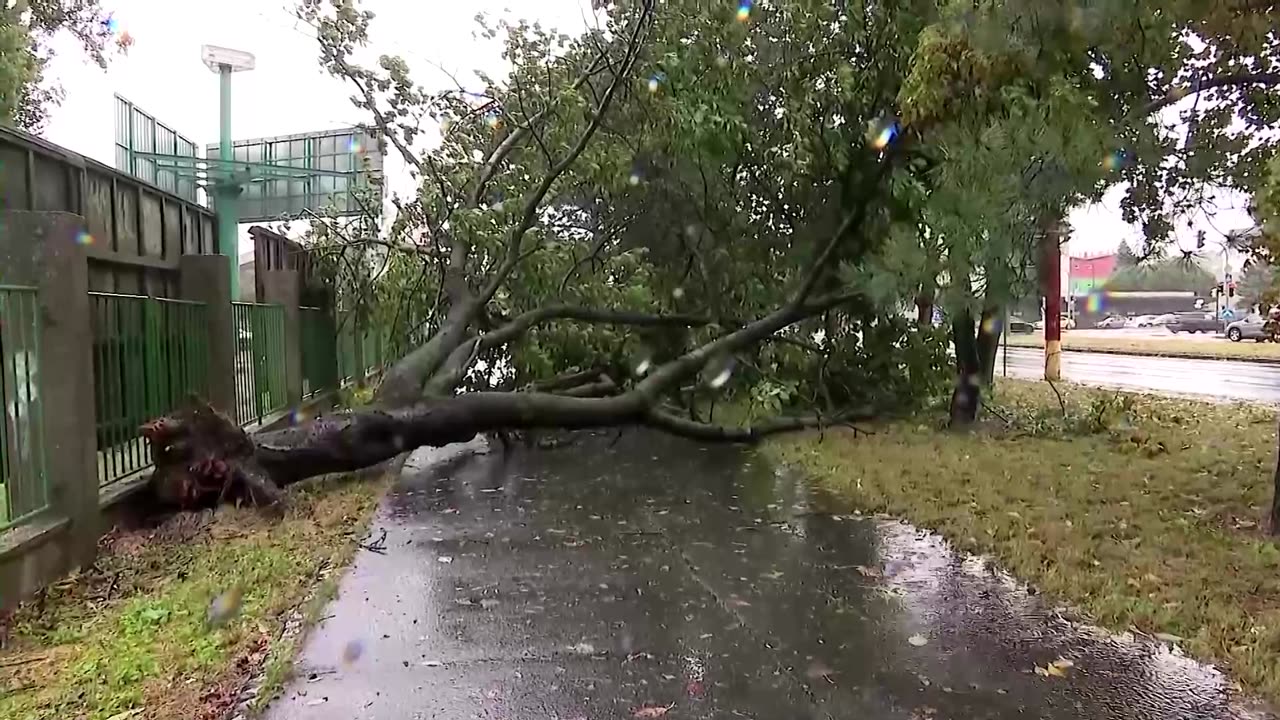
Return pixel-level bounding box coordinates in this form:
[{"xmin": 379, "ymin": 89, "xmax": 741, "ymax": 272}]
[{"xmin": 907, "ymin": 634, "xmax": 929, "ymax": 647}]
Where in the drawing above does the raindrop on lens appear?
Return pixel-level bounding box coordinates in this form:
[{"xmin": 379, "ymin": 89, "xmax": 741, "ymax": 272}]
[
  {"xmin": 343, "ymin": 639, "xmax": 365, "ymax": 664},
  {"xmin": 208, "ymin": 586, "xmax": 243, "ymax": 627},
  {"xmin": 634, "ymin": 356, "xmax": 653, "ymax": 377},
  {"xmin": 704, "ymin": 356, "xmax": 735, "ymax": 389}
]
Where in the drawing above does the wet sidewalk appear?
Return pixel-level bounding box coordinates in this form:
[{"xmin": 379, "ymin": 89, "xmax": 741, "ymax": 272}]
[{"xmin": 264, "ymin": 431, "xmax": 1272, "ymax": 720}]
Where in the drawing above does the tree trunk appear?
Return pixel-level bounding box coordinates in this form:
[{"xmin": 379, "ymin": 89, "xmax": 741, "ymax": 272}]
[
  {"xmin": 915, "ymin": 287, "xmax": 934, "ymax": 326},
  {"xmin": 1272, "ymin": 418, "xmax": 1280, "ymax": 536},
  {"xmin": 949, "ymin": 311, "xmax": 981, "ymax": 425},
  {"xmin": 976, "ymin": 305, "xmax": 1003, "ymax": 385}
]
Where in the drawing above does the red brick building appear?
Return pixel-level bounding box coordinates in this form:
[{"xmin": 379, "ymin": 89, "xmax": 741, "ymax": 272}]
[{"xmin": 1068, "ymin": 253, "xmax": 1118, "ymax": 297}]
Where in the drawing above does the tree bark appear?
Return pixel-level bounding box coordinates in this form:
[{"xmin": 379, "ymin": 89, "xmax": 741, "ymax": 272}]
[
  {"xmin": 976, "ymin": 305, "xmax": 1003, "ymax": 385},
  {"xmin": 1272, "ymin": 417, "xmax": 1280, "ymax": 536},
  {"xmin": 949, "ymin": 310, "xmax": 981, "ymax": 425},
  {"xmin": 915, "ymin": 284, "xmax": 934, "ymax": 326}
]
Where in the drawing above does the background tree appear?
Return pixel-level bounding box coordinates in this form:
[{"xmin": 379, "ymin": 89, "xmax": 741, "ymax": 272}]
[
  {"xmin": 0, "ymin": 0, "xmax": 116, "ymax": 131},
  {"xmin": 1106, "ymin": 258, "xmax": 1216, "ymax": 292}
]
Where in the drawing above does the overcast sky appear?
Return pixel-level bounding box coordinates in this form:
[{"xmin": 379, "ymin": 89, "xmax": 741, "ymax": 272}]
[{"xmin": 41, "ymin": 0, "xmax": 1257, "ymax": 265}]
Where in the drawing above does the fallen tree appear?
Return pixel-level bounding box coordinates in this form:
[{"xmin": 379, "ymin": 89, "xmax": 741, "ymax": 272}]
[{"xmin": 141, "ymin": 0, "xmax": 957, "ymax": 508}]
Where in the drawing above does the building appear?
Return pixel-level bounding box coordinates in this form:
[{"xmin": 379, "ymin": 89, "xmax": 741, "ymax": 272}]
[{"xmin": 1068, "ymin": 253, "xmax": 1117, "ymax": 297}]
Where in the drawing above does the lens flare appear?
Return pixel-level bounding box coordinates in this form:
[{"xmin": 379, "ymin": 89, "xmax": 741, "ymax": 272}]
[
  {"xmin": 980, "ymin": 315, "xmax": 1002, "ymax": 335},
  {"xmin": 868, "ymin": 117, "xmax": 898, "ymax": 150},
  {"xmin": 485, "ymin": 111, "xmax": 503, "ymax": 129},
  {"xmin": 628, "ymin": 170, "xmax": 642, "ymax": 186},
  {"xmin": 348, "ymin": 137, "xmax": 364, "ymax": 154},
  {"xmin": 736, "ymin": 0, "xmax": 752, "ymax": 22},
  {"xmin": 75, "ymin": 230, "xmax": 95, "ymax": 246},
  {"xmin": 1102, "ymin": 149, "xmax": 1130, "ymax": 172},
  {"xmin": 647, "ymin": 73, "xmax": 663, "ymax": 93},
  {"xmin": 1085, "ymin": 291, "xmax": 1105, "ymax": 314}
]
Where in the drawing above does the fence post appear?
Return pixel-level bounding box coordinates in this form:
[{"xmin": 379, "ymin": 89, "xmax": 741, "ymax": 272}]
[
  {"xmin": 0, "ymin": 211, "xmax": 99, "ymax": 572},
  {"xmin": 179, "ymin": 255, "xmax": 237, "ymax": 415},
  {"xmin": 260, "ymin": 268, "xmax": 302, "ymax": 406}
]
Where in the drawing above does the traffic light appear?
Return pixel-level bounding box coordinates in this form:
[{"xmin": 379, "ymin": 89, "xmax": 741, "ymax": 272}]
[{"xmin": 1229, "ymin": 282, "xmax": 1236, "ymax": 297}]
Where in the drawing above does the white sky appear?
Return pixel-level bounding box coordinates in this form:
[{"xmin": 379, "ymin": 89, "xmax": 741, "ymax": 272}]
[{"xmin": 40, "ymin": 0, "xmax": 1258, "ymax": 265}]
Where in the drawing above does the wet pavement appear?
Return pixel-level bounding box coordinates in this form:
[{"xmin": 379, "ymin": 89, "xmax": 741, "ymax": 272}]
[
  {"xmin": 1000, "ymin": 347, "xmax": 1280, "ymax": 403},
  {"xmin": 265, "ymin": 431, "xmax": 1273, "ymax": 720}
]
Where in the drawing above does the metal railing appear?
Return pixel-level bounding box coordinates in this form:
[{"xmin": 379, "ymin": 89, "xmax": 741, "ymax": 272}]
[
  {"xmin": 1, "ymin": 286, "xmax": 48, "ymax": 530},
  {"xmin": 300, "ymin": 306, "xmax": 338, "ymax": 398},
  {"xmin": 90, "ymin": 293, "xmax": 210, "ymax": 487},
  {"xmin": 232, "ymin": 302, "xmax": 287, "ymax": 425},
  {"xmin": 362, "ymin": 328, "xmax": 384, "ymax": 377}
]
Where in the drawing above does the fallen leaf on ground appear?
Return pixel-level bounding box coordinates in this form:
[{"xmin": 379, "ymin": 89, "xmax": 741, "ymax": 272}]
[
  {"xmin": 907, "ymin": 634, "xmax": 928, "ymax": 647},
  {"xmin": 1035, "ymin": 657, "xmax": 1073, "ymax": 677},
  {"xmin": 633, "ymin": 703, "xmax": 675, "ymax": 718}
]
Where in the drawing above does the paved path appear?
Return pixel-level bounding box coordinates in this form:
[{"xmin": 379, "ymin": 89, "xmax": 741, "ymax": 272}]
[
  {"xmin": 265, "ymin": 432, "xmax": 1271, "ymax": 720},
  {"xmin": 998, "ymin": 347, "xmax": 1280, "ymax": 403}
]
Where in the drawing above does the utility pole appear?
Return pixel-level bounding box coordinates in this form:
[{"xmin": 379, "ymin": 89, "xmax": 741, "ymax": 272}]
[
  {"xmin": 1042, "ymin": 221, "xmax": 1063, "ymax": 381},
  {"xmin": 202, "ymin": 45, "xmax": 256, "ymax": 300}
]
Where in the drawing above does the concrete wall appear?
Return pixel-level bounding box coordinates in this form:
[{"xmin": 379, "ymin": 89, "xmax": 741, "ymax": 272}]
[
  {"xmin": 0, "ymin": 212, "xmax": 100, "ymax": 607},
  {"xmin": 0, "ymin": 210, "xmax": 336, "ymax": 609}
]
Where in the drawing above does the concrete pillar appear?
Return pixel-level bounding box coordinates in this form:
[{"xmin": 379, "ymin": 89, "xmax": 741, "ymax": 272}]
[
  {"xmin": 260, "ymin": 268, "xmax": 302, "ymax": 406},
  {"xmin": 179, "ymin": 255, "xmax": 237, "ymax": 416},
  {"xmin": 0, "ymin": 211, "xmax": 99, "ymax": 570}
]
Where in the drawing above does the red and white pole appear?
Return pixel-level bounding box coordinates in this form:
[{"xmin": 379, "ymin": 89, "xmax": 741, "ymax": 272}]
[{"xmin": 1043, "ymin": 222, "xmax": 1062, "ymax": 381}]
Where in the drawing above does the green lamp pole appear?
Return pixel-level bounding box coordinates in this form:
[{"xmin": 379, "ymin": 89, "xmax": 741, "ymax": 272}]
[{"xmin": 202, "ymin": 44, "xmax": 256, "ymax": 300}]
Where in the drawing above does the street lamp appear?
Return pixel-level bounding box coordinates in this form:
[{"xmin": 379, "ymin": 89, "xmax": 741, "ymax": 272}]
[{"xmin": 201, "ymin": 44, "xmax": 255, "ymax": 299}]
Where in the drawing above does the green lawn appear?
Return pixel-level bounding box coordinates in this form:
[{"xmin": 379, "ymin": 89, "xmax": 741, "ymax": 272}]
[
  {"xmin": 763, "ymin": 380, "xmax": 1280, "ymax": 704},
  {"xmin": 0, "ymin": 472, "xmax": 389, "ymax": 720},
  {"xmin": 1005, "ymin": 332, "xmax": 1280, "ymax": 361}
]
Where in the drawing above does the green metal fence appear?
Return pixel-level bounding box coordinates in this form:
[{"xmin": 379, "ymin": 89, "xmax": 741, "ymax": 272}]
[
  {"xmin": 0, "ymin": 286, "xmax": 48, "ymax": 530},
  {"xmin": 90, "ymin": 293, "xmax": 210, "ymax": 487},
  {"xmin": 337, "ymin": 319, "xmax": 359, "ymax": 385},
  {"xmin": 362, "ymin": 327, "xmax": 384, "ymax": 377},
  {"xmin": 300, "ymin": 306, "xmax": 338, "ymax": 398},
  {"xmin": 233, "ymin": 302, "xmax": 287, "ymax": 425}
]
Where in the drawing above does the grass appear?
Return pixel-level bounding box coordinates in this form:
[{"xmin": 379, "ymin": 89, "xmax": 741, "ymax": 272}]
[
  {"xmin": 1004, "ymin": 331, "xmax": 1280, "ymax": 361},
  {"xmin": 764, "ymin": 379, "xmax": 1280, "ymax": 704},
  {"xmin": 0, "ymin": 472, "xmax": 390, "ymax": 720}
]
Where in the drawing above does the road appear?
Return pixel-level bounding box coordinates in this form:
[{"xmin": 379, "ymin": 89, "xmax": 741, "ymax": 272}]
[
  {"xmin": 997, "ymin": 346, "xmax": 1280, "ymax": 403},
  {"xmin": 263, "ymin": 433, "xmax": 1269, "ymax": 720}
]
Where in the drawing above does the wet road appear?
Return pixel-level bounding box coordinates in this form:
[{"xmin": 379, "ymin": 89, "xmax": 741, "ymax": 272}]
[
  {"xmin": 998, "ymin": 347, "xmax": 1280, "ymax": 403},
  {"xmin": 265, "ymin": 432, "xmax": 1272, "ymax": 720}
]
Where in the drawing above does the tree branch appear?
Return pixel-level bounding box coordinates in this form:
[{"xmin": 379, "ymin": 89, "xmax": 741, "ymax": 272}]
[
  {"xmin": 643, "ymin": 406, "xmax": 875, "ymax": 443},
  {"xmin": 474, "ymin": 1, "xmax": 652, "ymax": 306},
  {"xmin": 1144, "ymin": 72, "xmax": 1280, "ymax": 115},
  {"xmin": 477, "ymin": 305, "xmax": 711, "ymax": 352}
]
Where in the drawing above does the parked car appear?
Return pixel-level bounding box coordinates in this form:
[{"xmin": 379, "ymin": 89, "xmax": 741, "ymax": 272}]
[
  {"xmin": 1131, "ymin": 314, "xmax": 1157, "ymax": 327},
  {"xmin": 1008, "ymin": 316, "xmax": 1036, "ymax": 334},
  {"xmin": 1226, "ymin": 315, "xmax": 1269, "ymax": 342},
  {"xmin": 1165, "ymin": 312, "xmax": 1220, "ymax": 334},
  {"xmin": 1032, "ymin": 315, "xmax": 1075, "ymax": 330},
  {"xmin": 1151, "ymin": 313, "xmax": 1178, "ymax": 326},
  {"xmin": 1096, "ymin": 315, "xmax": 1127, "ymax": 328}
]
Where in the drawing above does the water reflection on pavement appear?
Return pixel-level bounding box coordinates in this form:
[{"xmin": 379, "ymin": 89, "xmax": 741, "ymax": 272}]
[{"xmin": 264, "ymin": 431, "xmax": 1273, "ymax": 720}]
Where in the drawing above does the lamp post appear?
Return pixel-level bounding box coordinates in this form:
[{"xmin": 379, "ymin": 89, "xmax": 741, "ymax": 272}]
[{"xmin": 201, "ymin": 44, "xmax": 255, "ymax": 300}]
